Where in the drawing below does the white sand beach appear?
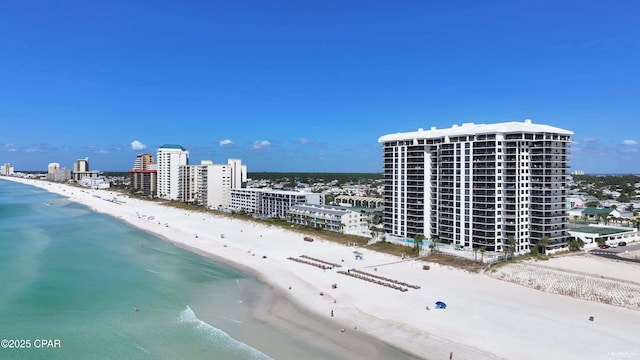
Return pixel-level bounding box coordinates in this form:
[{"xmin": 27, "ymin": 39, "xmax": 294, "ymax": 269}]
[{"xmin": 7, "ymin": 177, "xmax": 640, "ymax": 360}]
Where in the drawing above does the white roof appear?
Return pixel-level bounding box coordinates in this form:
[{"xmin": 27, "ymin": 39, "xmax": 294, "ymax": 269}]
[{"xmin": 378, "ymin": 119, "xmax": 573, "ymax": 143}]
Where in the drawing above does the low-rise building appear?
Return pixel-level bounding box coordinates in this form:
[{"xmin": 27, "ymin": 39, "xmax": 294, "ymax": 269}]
[
  {"xmin": 286, "ymin": 203, "xmax": 368, "ymax": 235},
  {"xmin": 79, "ymin": 176, "xmax": 110, "ymax": 189},
  {"xmin": 230, "ymin": 188, "xmax": 323, "ymax": 218},
  {"xmin": 568, "ymin": 225, "xmax": 638, "ymax": 248}
]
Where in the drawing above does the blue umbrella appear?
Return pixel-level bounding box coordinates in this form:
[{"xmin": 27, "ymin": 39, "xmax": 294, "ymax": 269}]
[{"xmin": 435, "ymin": 301, "xmax": 447, "ymax": 309}]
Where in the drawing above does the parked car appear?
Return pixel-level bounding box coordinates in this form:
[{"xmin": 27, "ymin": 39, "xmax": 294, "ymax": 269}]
[
  {"xmin": 599, "ymin": 244, "xmax": 611, "ymax": 249},
  {"xmin": 618, "ymin": 241, "xmax": 627, "ymax": 247}
]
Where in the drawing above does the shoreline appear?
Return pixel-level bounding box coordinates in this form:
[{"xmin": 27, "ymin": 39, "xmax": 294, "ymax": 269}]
[
  {"xmin": 5, "ymin": 177, "xmax": 640, "ymax": 360},
  {"xmin": 126, "ymin": 217, "xmax": 423, "ymax": 359}
]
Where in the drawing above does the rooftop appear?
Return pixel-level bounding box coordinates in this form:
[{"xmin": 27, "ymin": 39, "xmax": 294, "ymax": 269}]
[
  {"xmin": 582, "ymin": 207, "xmax": 614, "ymax": 215},
  {"xmin": 159, "ymin": 144, "xmax": 186, "ymax": 150},
  {"xmin": 569, "ymin": 226, "xmax": 632, "ymax": 236},
  {"xmin": 378, "ymin": 119, "xmax": 573, "ymax": 143}
]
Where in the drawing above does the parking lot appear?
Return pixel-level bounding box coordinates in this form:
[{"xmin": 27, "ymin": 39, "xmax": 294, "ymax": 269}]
[{"xmin": 589, "ymin": 242, "xmax": 640, "ymax": 263}]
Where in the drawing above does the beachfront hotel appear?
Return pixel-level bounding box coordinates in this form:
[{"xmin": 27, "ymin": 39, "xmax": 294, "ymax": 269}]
[
  {"xmin": 1, "ymin": 163, "xmax": 14, "ymax": 176},
  {"xmin": 178, "ymin": 158, "xmax": 247, "ymax": 208},
  {"xmin": 46, "ymin": 162, "xmax": 71, "ymax": 182},
  {"xmin": 72, "ymin": 157, "xmax": 100, "ymax": 182},
  {"xmin": 229, "ymin": 188, "xmax": 324, "ymax": 218},
  {"xmin": 129, "ymin": 153, "xmax": 158, "ymax": 197},
  {"xmin": 157, "ymin": 144, "xmax": 189, "ymax": 200},
  {"xmin": 378, "ymin": 119, "xmax": 573, "ymax": 254}
]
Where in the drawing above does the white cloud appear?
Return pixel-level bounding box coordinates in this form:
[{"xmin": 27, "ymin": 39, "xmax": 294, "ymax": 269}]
[
  {"xmin": 298, "ymin": 137, "xmax": 309, "ymax": 144},
  {"xmin": 622, "ymin": 139, "xmax": 638, "ymax": 145},
  {"xmin": 253, "ymin": 140, "xmax": 271, "ymax": 149},
  {"xmin": 219, "ymin": 139, "xmax": 234, "ymax": 147},
  {"xmin": 130, "ymin": 140, "xmax": 146, "ymax": 150},
  {"xmin": 5, "ymin": 144, "xmax": 18, "ymax": 152}
]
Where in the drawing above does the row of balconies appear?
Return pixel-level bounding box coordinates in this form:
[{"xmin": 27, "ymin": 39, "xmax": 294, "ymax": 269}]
[
  {"xmin": 473, "ymin": 142, "xmax": 496, "ymax": 148},
  {"xmin": 530, "ymin": 170, "xmax": 566, "ymax": 177},
  {"xmin": 530, "ymin": 204, "xmax": 565, "ymax": 211},
  {"xmin": 471, "ymin": 230, "xmax": 497, "ymax": 239},
  {"xmin": 530, "ymin": 217, "xmax": 568, "ymax": 224},
  {"xmin": 473, "ymin": 190, "xmax": 496, "ymax": 196},
  {"xmin": 531, "ymin": 155, "xmax": 569, "ymax": 161},
  {"xmin": 472, "ymin": 178, "xmax": 497, "ymax": 184}
]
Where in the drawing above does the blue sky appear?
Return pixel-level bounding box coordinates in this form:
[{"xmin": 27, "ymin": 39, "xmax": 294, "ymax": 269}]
[{"xmin": 1, "ymin": 1, "xmax": 639, "ymax": 174}]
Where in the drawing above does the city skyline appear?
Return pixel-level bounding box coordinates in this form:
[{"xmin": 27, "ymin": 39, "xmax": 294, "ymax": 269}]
[{"xmin": 1, "ymin": 1, "xmax": 639, "ymax": 173}]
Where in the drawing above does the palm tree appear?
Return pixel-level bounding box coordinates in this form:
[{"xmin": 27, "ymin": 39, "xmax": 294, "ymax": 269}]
[
  {"xmin": 568, "ymin": 238, "xmax": 585, "ymax": 251},
  {"xmin": 479, "ymin": 246, "xmax": 486, "ymax": 262},
  {"xmin": 597, "ymin": 212, "xmax": 610, "ymax": 225},
  {"xmin": 429, "ymin": 236, "xmax": 440, "ymax": 254},
  {"xmin": 414, "ymin": 234, "xmax": 425, "ymax": 255},
  {"xmin": 505, "ymin": 236, "xmax": 517, "ymax": 260},
  {"xmin": 473, "ymin": 247, "xmax": 479, "ymax": 262},
  {"xmin": 538, "ymin": 236, "xmax": 551, "ymax": 255}
]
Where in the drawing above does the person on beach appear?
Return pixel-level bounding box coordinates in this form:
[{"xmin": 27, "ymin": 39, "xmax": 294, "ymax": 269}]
[
  {"xmin": 331, "ymin": 310, "xmax": 334, "ymax": 317},
  {"xmin": 134, "ymin": 305, "xmax": 140, "ymax": 312}
]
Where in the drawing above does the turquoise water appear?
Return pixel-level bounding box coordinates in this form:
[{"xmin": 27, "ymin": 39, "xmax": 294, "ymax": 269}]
[
  {"xmin": 0, "ymin": 180, "xmax": 324, "ymax": 360},
  {"xmin": 0, "ymin": 180, "xmax": 421, "ymax": 360}
]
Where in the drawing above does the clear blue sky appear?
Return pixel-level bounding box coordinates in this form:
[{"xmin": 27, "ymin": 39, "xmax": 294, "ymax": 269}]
[{"xmin": 1, "ymin": 1, "xmax": 639, "ymax": 174}]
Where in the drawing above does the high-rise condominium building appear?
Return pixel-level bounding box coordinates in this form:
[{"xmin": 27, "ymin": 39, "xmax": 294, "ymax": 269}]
[
  {"xmin": 133, "ymin": 153, "xmax": 154, "ymax": 171},
  {"xmin": 157, "ymin": 145, "xmax": 189, "ymax": 200},
  {"xmin": 74, "ymin": 157, "xmax": 89, "ymax": 173},
  {"xmin": 0, "ymin": 163, "xmax": 14, "ymax": 176},
  {"xmin": 378, "ymin": 119, "xmax": 573, "ymax": 254},
  {"xmin": 48, "ymin": 162, "xmax": 60, "ymax": 173},
  {"xmin": 129, "ymin": 153, "xmax": 157, "ymax": 196},
  {"xmin": 72, "ymin": 157, "xmax": 99, "ymax": 182},
  {"xmin": 47, "ymin": 162, "xmax": 71, "ymax": 182},
  {"xmin": 178, "ymin": 158, "xmax": 247, "ymax": 208}
]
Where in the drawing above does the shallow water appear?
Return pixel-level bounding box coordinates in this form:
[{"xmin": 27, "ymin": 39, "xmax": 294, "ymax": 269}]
[{"xmin": 0, "ymin": 180, "xmax": 421, "ymax": 360}]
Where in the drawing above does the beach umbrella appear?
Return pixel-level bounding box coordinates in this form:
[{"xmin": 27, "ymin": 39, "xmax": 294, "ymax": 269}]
[{"xmin": 435, "ymin": 301, "xmax": 447, "ymax": 309}]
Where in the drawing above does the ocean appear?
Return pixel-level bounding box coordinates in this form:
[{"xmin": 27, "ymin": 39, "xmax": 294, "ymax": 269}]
[{"xmin": 0, "ymin": 180, "xmax": 418, "ymax": 360}]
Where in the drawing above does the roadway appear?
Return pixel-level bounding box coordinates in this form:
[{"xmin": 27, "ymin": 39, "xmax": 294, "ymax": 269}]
[{"xmin": 588, "ymin": 242, "xmax": 640, "ymax": 264}]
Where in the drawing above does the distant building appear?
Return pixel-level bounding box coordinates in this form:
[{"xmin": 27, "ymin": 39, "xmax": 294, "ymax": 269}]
[
  {"xmin": 334, "ymin": 195, "xmax": 383, "ymax": 208},
  {"xmin": 198, "ymin": 158, "xmax": 247, "ymax": 208},
  {"xmin": 48, "ymin": 162, "xmax": 60, "ymax": 173},
  {"xmin": 379, "ymin": 119, "xmax": 573, "ymax": 253},
  {"xmin": 133, "ymin": 153, "xmax": 154, "ymax": 171},
  {"xmin": 46, "ymin": 162, "xmax": 71, "ymax": 182},
  {"xmin": 72, "ymin": 157, "xmax": 100, "ymax": 182},
  {"xmin": 129, "ymin": 153, "xmax": 158, "ymax": 197},
  {"xmin": 230, "ymin": 188, "xmax": 324, "ymax": 218},
  {"xmin": 286, "ymin": 203, "xmax": 368, "ymax": 235},
  {"xmin": 175, "ymin": 158, "xmax": 247, "ymax": 207},
  {"xmin": 572, "ymin": 169, "xmax": 585, "ymax": 175},
  {"xmin": 0, "ymin": 163, "xmax": 14, "ymax": 176},
  {"xmin": 157, "ymin": 145, "xmax": 189, "ymax": 200},
  {"xmin": 74, "ymin": 157, "xmax": 89, "ymax": 173},
  {"xmin": 79, "ymin": 176, "xmax": 110, "ymax": 189}
]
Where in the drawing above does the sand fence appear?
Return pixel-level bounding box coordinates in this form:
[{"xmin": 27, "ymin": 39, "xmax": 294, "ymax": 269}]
[{"xmin": 489, "ymin": 262, "xmax": 640, "ymax": 310}]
